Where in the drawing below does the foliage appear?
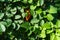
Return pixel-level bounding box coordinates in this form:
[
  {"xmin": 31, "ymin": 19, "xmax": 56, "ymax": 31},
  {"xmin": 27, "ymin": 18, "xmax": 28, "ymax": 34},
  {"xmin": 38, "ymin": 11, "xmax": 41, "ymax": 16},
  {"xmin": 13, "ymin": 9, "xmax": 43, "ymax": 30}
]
[{"xmin": 0, "ymin": 0, "xmax": 60, "ymax": 40}]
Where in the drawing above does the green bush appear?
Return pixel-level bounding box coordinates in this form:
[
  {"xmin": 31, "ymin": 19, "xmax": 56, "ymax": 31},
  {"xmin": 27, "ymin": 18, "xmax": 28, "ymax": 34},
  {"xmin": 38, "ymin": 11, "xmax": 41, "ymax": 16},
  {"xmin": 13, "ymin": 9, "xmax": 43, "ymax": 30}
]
[{"xmin": 0, "ymin": 0, "xmax": 60, "ymax": 40}]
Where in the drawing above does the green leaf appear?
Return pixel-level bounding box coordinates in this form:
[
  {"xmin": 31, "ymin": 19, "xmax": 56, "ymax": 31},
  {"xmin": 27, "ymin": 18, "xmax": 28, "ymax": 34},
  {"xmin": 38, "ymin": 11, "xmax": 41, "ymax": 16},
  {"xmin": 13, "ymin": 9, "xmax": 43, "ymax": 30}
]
[
  {"xmin": 0, "ymin": 0, "xmax": 4, "ymax": 1},
  {"xmin": 20, "ymin": 8, "xmax": 24, "ymax": 13},
  {"xmin": 36, "ymin": 8, "xmax": 42, "ymax": 14},
  {"xmin": 40, "ymin": 20, "xmax": 45, "ymax": 26},
  {"xmin": 15, "ymin": 15, "xmax": 21, "ymax": 19},
  {"xmin": 12, "ymin": 23, "xmax": 16, "ymax": 29},
  {"xmin": 28, "ymin": 0, "xmax": 33, "ymax": 3},
  {"xmin": 21, "ymin": 22, "xmax": 30, "ymax": 29},
  {"xmin": 22, "ymin": 13, "xmax": 26, "ymax": 18},
  {"xmin": 46, "ymin": 29, "xmax": 53, "ymax": 34},
  {"xmin": 31, "ymin": 18, "xmax": 39, "ymax": 24},
  {"xmin": 10, "ymin": 7, "xmax": 17, "ymax": 14},
  {"xmin": 54, "ymin": 36, "xmax": 60, "ymax": 40},
  {"xmin": 42, "ymin": 22, "xmax": 51, "ymax": 29},
  {"xmin": 33, "ymin": 12, "xmax": 37, "ymax": 18},
  {"xmin": 34, "ymin": 24, "xmax": 39, "ymax": 28},
  {"xmin": 30, "ymin": 5, "xmax": 36, "ymax": 10},
  {"xmin": 28, "ymin": 31, "xmax": 32, "ymax": 36},
  {"xmin": 14, "ymin": 20, "xmax": 23, "ymax": 24},
  {"xmin": 6, "ymin": 19, "xmax": 12, "ymax": 27},
  {"xmin": 48, "ymin": 5, "xmax": 57, "ymax": 14},
  {"xmin": 13, "ymin": 0, "xmax": 21, "ymax": 2},
  {"xmin": 16, "ymin": 24, "xmax": 20, "ymax": 30},
  {"xmin": 30, "ymin": 10, "xmax": 35, "ymax": 16},
  {"xmin": 6, "ymin": 12, "xmax": 14, "ymax": 18},
  {"xmin": 0, "ymin": 24, "xmax": 6, "ymax": 33},
  {"xmin": 0, "ymin": 21, "xmax": 7, "ymax": 26},
  {"xmin": 56, "ymin": 20, "xmax": 60, "ymax": 28},
  {"xmin": 37, "ymin": 0, "xmax": 44, "ymax": 6},
  {"xmin": 50, "ymin": 33, "xmax": 55, "ymax": 40},
  {"xmin": 0, "ymin": 13, "xmax": 4, "ymax": 19},
  {"xmin": 30, "ymin": 37, "xmax": 35, "ymax": 40},
  {"xmin": 22, "ymin": 0, "xmax": 27, "ymax": 3},
  {"xmin": 46, "ymin": 14, "xmax": 54, "ymax": 21},
  {"xmin": 56, "ymin": 29, "xmax": 60, "ymax": 36},
  {"xmin": 40, "ymin": 30, "xmax": 46, "ymax": 38},
  {"xmin": 39, "ymin": 0, "xmax": 44, "ymax": 6}
]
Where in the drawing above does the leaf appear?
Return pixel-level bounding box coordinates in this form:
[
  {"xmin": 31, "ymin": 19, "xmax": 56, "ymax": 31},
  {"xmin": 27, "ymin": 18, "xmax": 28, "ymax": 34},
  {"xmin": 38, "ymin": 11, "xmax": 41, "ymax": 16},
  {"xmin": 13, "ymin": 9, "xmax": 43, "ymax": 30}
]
[
  {"xmin": 22, "ymin": 13, "xmax": 26, "ymax": 18},
  {"xmin": 0, "ymin": 13, "xmax": 4, "ymax": 19},
  {"xmin": 22, "ymin": 0, "xmax": 27, "ymax": 3},
  {"xmin": 40, "ymin": 20, "xmax": 45, "ymax": 26},
  {"xmin": 21, "ymin": 22, "xmax": 30, "ymax": 29},
  {"xmin": 34, "ymin": 24, "xmax": 39, "ymax": 28},
  {"xmin": 56, "ymin": 29, "xmax": 60, "ymax": 36},
  {"xmin": 36, "ymin": 8, "xmax": 42, "ymax": 14},
  {"xmin": 40, "ymin": 30, "xmax": 46, "ymax": 38},
  {"xmin": 20, "ymin": 8, "xmax": 24, "ymax": 13},
  {"xmin": 48, "ymin": 5, "xmax": 57, "ymax": 14},
  {"xmin": 6, "ymin": 12, "xmax": 13, "ymax": 18},
  {"xmin": 30, "ymin": 5, "xmax": 36, "ymax": 10},
  {"xmin": 30, "ymin": 37, "xmax": 35, "ymax": 40},
  {"xmin": 56, "ymin": 20, "xmax": 60, "ymax": 28},
  {"xmin": 0, "ymin": 24, "xmax": 6, "ymax": 33},
  {"xmin": 28, "ymin": 0, "xmax": 33, "ymax": 3},
  {"xmin": 31, "ymin": 18, "xmax": 39, "ymax": 24},
  {"xmin": 54, "ymin": 35, "xmax": 60, "ymax": 40},
  {"xmin": 16, "ymin": 24, "xmax": 20, "ymax": 30},
  {"xmin": 37, "ymin": 0, "xmax": 44, "ymax": 6},
  {"xmin": 30, "ymin": 10, "xmax": 35, "ymax": 16},
  {"xmin": 10, "ymin": 7, "xmax": 17, "ymax": 14},
  {"xmin": 39, "ymin": 0, "xmax": 44, "ymax": 6},
  {"xmin": 33, "ymin": 12, "xmax": 37, "ymax": 18},
  {"xmin": 46, "ymin": 29, "xmax": 53, "ymax": 34},
  {"xmin": 46, "ymin": 14, "xmax": 54, "ymax": 21},
  {"xmin": 50, "ymin": 33, "xmax": 55, "ymax": 40},
  {"xmin": 6, "ymin": 19, "xmax": 12, "ymax": 27},
  {"xmin": 13, "ymin": 0, "xmax": 21, "ymax": 2},
  {"xmin": 42, "ymin": 22, "xmax": 51, "ymax": 29},
  {"xmin": 12, "ymin": 23, "xmax": 16, "ymax": 29},
  {"xmin": 15, "ymin": 15, "xmax": 21, "ymax": 19},
  {"xmin": 28, "ymin": 31, "xmax": 32, "ymax": 36},
  {"xmin": 0, "ymin": 0, "xmax": 4, "ymax": 1},
  {"xmin": 0, "ymin": 21, "xmax": 7, "ymax": 26}
]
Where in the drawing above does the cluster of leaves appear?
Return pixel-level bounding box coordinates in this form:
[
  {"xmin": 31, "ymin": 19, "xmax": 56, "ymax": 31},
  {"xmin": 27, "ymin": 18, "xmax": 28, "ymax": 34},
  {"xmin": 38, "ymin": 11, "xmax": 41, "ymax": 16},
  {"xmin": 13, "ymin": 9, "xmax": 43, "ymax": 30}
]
[{"xmin": 0, "ymin": 0, "xmax": 60, "ymax": 40}]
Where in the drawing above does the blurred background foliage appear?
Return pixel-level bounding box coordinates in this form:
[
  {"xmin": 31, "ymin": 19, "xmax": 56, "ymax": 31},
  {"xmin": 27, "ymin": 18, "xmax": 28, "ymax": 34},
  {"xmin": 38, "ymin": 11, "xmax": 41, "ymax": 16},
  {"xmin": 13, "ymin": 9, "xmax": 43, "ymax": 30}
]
[{"xmin": 0, "ymin": 0, "xmax": 60, "ymax": 40}]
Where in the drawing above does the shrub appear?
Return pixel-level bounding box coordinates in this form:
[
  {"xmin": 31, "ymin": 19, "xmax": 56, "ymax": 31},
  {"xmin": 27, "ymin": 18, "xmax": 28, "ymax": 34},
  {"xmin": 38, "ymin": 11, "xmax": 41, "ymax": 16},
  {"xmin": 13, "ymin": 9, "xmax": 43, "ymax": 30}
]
[{"xmin": 0, "ymin": 0, "xmax": 60, "ymax": 40}]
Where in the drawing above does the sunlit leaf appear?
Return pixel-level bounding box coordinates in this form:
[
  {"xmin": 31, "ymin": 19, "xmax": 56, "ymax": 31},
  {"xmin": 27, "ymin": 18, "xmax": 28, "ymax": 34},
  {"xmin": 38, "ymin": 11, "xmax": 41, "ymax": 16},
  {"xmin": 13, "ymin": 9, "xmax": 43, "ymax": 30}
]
[
  {"xmin": 56, "ymin": 20, "xmax": 60, "ymax": 28},
  {"xmin": 46, "ymin": 14, "xmax": 54, "ymax": 21},
  {"xmin": 36, "ymin": 8, "xmax": 42, "ymax": 14},
  {"xmin": 15, "ymin": 15, "xmax": 21, "ymax": 19},
  {"xmin": 28, "ymin": 0, "xmax": 33, "ymax": 3},
  {"xmin": 48, "ymin": 5, "xmax": 57, "ymax": 14},
  {"xmin": 40, "ymin": 30, "xmax": 46, "ymax": 38},
  {"xmin": 0, "ymin": 24, "xmax": 6, "ymax": 33},
  {"xmin": 30, "ymin": 5, "xmax": 36, "ymax": 10},
  {"xmin": 0, "ymin": 13, "xmax": 4, "ymax": 19}
]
